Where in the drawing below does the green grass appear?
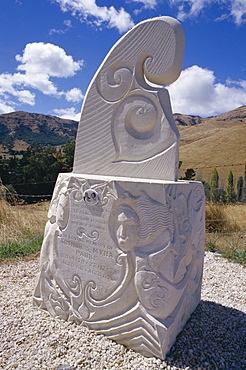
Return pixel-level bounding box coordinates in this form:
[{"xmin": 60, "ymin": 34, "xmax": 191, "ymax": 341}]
[
  {"xmin": 205, "ymin": 202, "xmax": 246, "ymax": 267},
  {"xmin": 0, "ymin": 234, "xmax": 43, "ymax": 261},
  {"xmin": 206, "ymin": 238, "xmax": 246, "ymax": 267},
  {"xmin": 0, "ymin": 197, "xmax": 48, "ymax": 262},
  {"xmin": 223, "ymin": 248, "xmax": 246, "ymax": 266}
]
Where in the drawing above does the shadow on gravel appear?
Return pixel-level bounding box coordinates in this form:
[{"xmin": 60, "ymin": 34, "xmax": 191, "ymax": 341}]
[{"xmin": 165, "ymin": 300, "xmax": 246, "ymax": 370}]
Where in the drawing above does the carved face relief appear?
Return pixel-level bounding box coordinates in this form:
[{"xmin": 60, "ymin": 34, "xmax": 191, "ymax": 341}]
[{"xmin": 115, "ymin": 208, "xmax": 140, "ymax": 252}]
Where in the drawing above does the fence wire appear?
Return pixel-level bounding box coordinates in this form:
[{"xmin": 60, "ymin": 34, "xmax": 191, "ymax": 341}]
[
  {"xmin": 0, "ymin": 234, "xmax": 43, "ymax": 258},
  {"xmin": 0, "ymin": 192, "xmax": 245, "ymax": 262}
]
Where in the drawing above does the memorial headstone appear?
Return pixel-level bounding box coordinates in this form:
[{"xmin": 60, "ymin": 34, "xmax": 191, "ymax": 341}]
[{"xmin": 34, "ymin": 16, "xmax": 205, "ymax": 360}]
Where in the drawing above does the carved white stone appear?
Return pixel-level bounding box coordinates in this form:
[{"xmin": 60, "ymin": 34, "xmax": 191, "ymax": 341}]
[
  {"xmin": 34, "ymin": 16, "xmax": 205, "ymax": 360},
  {"xmin": 73, "ymin": 16, "xmax": 184, "ymax": 181},
  {"xmin": 34, "ymin": 173, "xmax": 205, "ymax": 359}
]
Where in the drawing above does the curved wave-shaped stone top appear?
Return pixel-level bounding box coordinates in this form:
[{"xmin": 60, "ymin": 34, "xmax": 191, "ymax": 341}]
[{"xmin": 73, "ymin": 16, "xmax": 184, "ymax": 181}]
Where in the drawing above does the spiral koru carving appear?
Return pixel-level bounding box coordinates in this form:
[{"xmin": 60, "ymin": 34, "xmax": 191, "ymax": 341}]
[
  {"xmin": 73, "ymin": 16, "xmax": 184, "ymax": 180},
  {"xmin": 111, "ymin": 90, "xmax": 177, "ymax": 162},
  {"xmin": 96, "ymin": 61, "xmax": 133, "ymax": 102}
]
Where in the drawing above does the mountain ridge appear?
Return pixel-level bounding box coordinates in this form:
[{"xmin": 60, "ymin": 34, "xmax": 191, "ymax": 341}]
[
  {"xmin": 174, "ymin": 105, "xmax": 246, "ymax": 126},
  {"xmin": 0, "ymin": 111, "xmax": 78, "ymax": 154},
  {"xmin": 0, "ymin": 106, "xmax": 245, "ymax": 184}
]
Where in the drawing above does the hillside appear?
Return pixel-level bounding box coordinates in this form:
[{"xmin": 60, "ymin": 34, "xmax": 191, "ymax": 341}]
[
  {"xmin": 0, "ymin": 106, "xmax": 245, "ymax": 185},
  {"xmin": 0, "ymin": 111, "xmax": 78, "ymax": 155},
  {"xmin": 177, "ymin": 105, "xmax": 246, "ymax": 184}
]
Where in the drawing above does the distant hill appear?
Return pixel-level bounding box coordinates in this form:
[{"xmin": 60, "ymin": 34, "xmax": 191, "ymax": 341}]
[
  {"xmin": 174, "ymin": 105, "xmax": 246, "ymax": 126},
  {"xmin": 173, "ymin": 113, "xmax": 203, "ymax": 126},
  {"xmin": 0, "ymin": 111, "xmax": 78, "ymax": 155},
  {"xmin": 177, "ymin": 105, "xmax": 246, "ymax": 184},
  {"xmin": 0, "ymin": 106, "xmax": 245, "ymax": 185}
]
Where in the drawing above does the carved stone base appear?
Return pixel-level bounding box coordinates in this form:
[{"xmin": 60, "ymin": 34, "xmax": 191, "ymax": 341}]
[{"xmin": 33, "ymin": 173, "xmax": 205, "ymax": 359}]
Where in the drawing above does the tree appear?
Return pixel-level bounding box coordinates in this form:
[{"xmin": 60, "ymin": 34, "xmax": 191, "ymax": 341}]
[
  {"xmin": 237, "ymin": 176, "xmax": 244, "ymax": 202},
  {"xmin": 0, "ymin": 157, "xmax": 11, "ymax": 184},
  {"xmin": 20, "ymin": 145, "xmax": 65, "ymax": 183},
  {"xmin": 0, "ymin": 142, "xmax": 75, "ymax": 201},
  {"xmin": 202, "ymin": 180, "xmax": 210, "ymax": 201},
  {"xmin": 225, "ymin": 170, "xmax": 236, "ymax": 204},
  {"xmin": 61, "ymin": 140, "xmax": 75, "ymax": 171},
  {"xmin": 210, "ymin": 168, "xmax": 219, "ymax": 202},
  {"xmin": 244, "ymin": 163, "xmax": 246, "ymax": 203},
  {"xmin": 182, "ymin": 168, "xmax": 196, "ymax": 181}
]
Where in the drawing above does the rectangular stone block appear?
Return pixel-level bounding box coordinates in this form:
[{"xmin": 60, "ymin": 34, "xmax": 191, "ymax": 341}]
[{"xmin": 34, "ymin": 173, "xmax": 205, "ymax": 359}]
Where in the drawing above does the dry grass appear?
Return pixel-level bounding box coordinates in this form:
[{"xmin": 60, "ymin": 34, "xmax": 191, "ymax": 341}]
[
  {"xmin": 0, "ymin": 198, "xmax": 49, "ymax": 244},
  {"xmin": 1, "ymin": 196, "xmax": 245, "ymax": 265},
  {"xmin": 205, "ymin": 203, "xmax": 246, "ymax": 266},
  {"xmin": 178, "ymin": 119, "xmax": 246, "ymax": 183},
  {"xmin": 206, "ymin": 203, "xmax": 246, "ymax": 233}
]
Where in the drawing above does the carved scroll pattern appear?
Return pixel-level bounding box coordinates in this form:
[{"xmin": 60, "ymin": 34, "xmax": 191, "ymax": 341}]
[
  {"xmin": 73, "ymin": 17, "xmax": 184, "ymax": 181},
  {"xmin": 77, "ymin": 228, "xmax": 99, "ymax": 241},
  {"xmin": 34, "ymin": 175, "xmax": 122, "ymax": 322},
  {"xmin": 34, "ymin": 178, "xmax": 205, "ymax": 359},
  {"xmin": 85, "ymin": 184, "xmax": 205, "ymax": 358},
  {"xmin": 97, "ymin": 63, "xmax": 177, "ymax": 163},
  {"xmin": 95, "ymin": 22, "xmax": 180, "ymax": 164},
  {"xmin": 96, "ymin": 61, "xmax": 133, "ymax": 103}
]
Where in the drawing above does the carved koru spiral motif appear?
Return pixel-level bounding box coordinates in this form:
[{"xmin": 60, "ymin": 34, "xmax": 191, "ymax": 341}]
[
  {"xmin": 73, "ymin": 16, "xmax": 184, "ymax": 180},
  {"xmin": 94, "ymin": 18, "xmax": 184, "ymax": 162}
]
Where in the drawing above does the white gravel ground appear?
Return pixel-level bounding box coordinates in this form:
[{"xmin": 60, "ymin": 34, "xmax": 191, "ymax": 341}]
[{"xmin": 0, "ymin": 252, "xmax": 245, "ymax": 370}]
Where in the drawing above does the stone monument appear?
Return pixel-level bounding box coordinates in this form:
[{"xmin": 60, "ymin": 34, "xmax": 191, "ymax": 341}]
[{"xmin": 34, "ymin": 16, "xmax": 205, "ymax": 360}]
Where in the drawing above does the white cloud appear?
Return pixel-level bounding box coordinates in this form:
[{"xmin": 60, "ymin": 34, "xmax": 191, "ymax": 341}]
[
  {"xmin": 129, "ymin": 0, "xmax": 158, "ymax": 9},
  {"xmin": 49, "ymin": 19, "xmax": 72, "ymax": 35},
  {"xmin": 53, "ymin": 0, "xmax": 134, "ymax": 33},
  {"xmin": 0, "ymin": 73, "xmax": 36, "ymax": 105},
  {"xmin": 65, "ymin": 87, "xmax": 84, "ymax": 102},
  {"xmin": 16, "ymin": 42, "xmax": 83, "ymax": 78},
  {"xmin": 0, "ymin": 101, "xmax": 16, "ymax": 115},
  {"xmin": 231, "ymin": 79, "xmax": 246, "ymax": 89},
  {"xmin": 15, "ymin": 90, "xmax": 36, "ymax": 105},
  {"xmin": 230, "ymin": 0, "xmax": 246, "ymax": 24},
  {"xmin": 166, "ymin": 65, "xmax": 246, "ymax": 116},
  {"xmin": 53, "ymin": 107, "xmax": 81, "ymax": 121},
  {"xmin": 0, "ymin": 42, "xmax": 83, "ymax": 113},
  {"xmin": 171, "ymin": 0, "xmax": 246, "ymax": 25},
  {"xmin": 130, "ymin": 0, "xmax": 158, "ymax": 14}
]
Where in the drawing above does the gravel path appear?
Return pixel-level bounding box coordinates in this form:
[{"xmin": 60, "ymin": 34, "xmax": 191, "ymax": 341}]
[{"xmin": 0, "ymin": 252, "xmax": 245, "ymax": 370}]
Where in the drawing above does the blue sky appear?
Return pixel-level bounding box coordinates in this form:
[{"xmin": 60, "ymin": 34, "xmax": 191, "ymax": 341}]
[{"xmin": 0, "ymin": 0, "xmax": 245, "ymax": 120}]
